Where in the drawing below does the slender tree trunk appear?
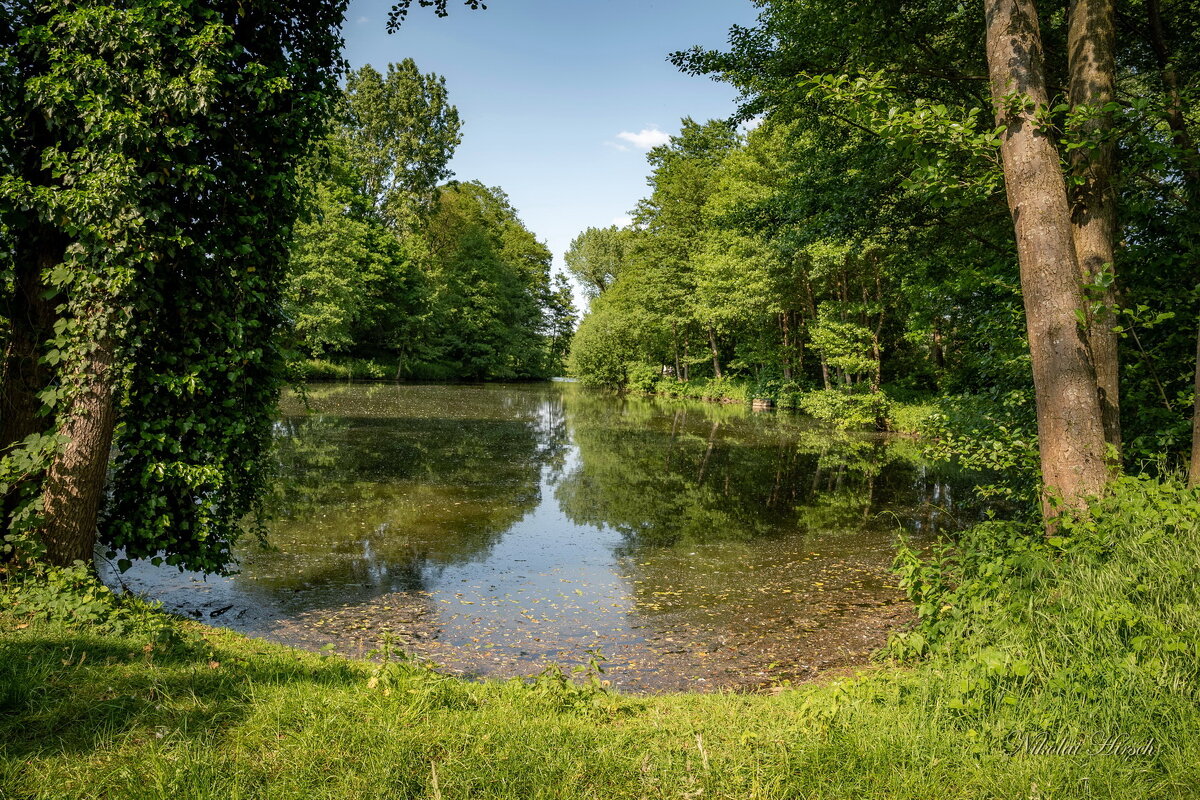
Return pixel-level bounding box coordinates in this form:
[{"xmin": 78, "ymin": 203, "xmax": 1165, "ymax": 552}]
[
  {"xmin": 781, "ymin": 312, "xmax": 792, "ymax": 380},
  {"xmin": 1067, "ymin": 0, "xmax": 1122, "ymax": 460},
  {"xmin": 707, "ymin": 327, "xmax": 722, "ymax": 379},
  {"xmin": 672, "ymin": 322, "xmax": 682, "ymax": 381},
  {"xmin": 795, "ymin": 312, "xmax": 806, "ymax": 375},
  {"xmin": 985, "ymin": 0, "xmax": 1110, "ymax": 515}
]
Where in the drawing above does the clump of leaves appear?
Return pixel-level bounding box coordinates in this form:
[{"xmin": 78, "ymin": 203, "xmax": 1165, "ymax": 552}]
[
  {"xmin": 2, "ymin": 563, "xmax": 183, "ymax": 645},
  {"xmin": 798, "ymin": 387, "xmax": 890, "ymax": 431}
]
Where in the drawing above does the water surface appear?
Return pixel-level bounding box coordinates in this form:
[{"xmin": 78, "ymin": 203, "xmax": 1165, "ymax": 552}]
[{"xmin": 107, "ymin": 383, "xmax": 974, "ymax": 692}]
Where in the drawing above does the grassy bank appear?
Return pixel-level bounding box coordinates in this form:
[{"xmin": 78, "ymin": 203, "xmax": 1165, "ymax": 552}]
[
  {"xmin": 3, "ymin": 477, "xmax": 1198, "ymax": 799},
  {"xmin": 291, "ymin": 360, "xmax": 561, "ymax": 383},
  {"xmin": 624, "ymin": 375, "xmax": 936, "ymax": 434}
]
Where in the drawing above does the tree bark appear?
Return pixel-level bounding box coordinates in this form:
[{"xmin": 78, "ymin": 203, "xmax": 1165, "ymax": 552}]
[
  {"xmin": 707, "ymin": 327, "xmax": 722, "ymax": 379},
  {"xmin": 1067, "ymin": 0, "xmax": 1122, "ymax": 460},
  {"xmin": 37, "ymin": 326, "xmax": 118, "ymax": 566},
  {"xmin": 985, "ymin": 0, "xmax": 1110, "ymax": 515},
  {"xmin": 672, "ymin": 322, "xmax": 682, "ymax": 381},
  {"xmin": 780, "ymin": 312, "xmax": 792, "ymax": 380}
]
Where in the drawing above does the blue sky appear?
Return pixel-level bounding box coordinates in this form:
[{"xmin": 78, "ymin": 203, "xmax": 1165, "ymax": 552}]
[{"xmin": 342, "ymin": 0, "xmax": 759, "ymax": 305}]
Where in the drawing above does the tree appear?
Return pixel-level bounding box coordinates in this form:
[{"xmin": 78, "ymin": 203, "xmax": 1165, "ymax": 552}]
[
  {"xmin": 634, "ymin": 118, "xmax": 740, "ymax": 380},
  {"xmin": 1067, "ymin": 0, "xmax": 1121, "ymax": 456},
  {"xmin": 339, "ymin": 61, "xmax": 461, "ymax": 225},
  {"xmin": 419, "ymin": 181, "xmax": 557, "ymax": 379},
  {"xmin": 285, "ymin": 59, "xmax": 461, "ymax": 365},
  {"xmin": 564, "ymin": 225, "xmax": 633, "ymax": 299},
  {"xmin": 544, "ymin": 273, "xmax": 578, "ymax": 375},
  {"xmin": 983, "ymin": 0, "xmax": 1110, "ymax": 513},
  {"xmin": 1, "ymin": 1, "xmax": 346, "ymax": 570}
]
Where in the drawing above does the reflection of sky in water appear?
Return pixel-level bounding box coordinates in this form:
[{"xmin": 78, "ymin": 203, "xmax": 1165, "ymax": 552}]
[
  {"xmin": 423, "ymin": 452, "xmax": 636, "ymax": 662},
  {"xmin": 105, "ymin": 383, "xmax": 982, "ymax": 690}
]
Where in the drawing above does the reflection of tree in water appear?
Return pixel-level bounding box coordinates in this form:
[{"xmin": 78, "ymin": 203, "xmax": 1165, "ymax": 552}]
[
  {"xmin": 555, "ymin": 391, "xmax": 975, "ymax": 551},
  {"xmin": 240, "ymin": 385, "xmax": 570, "ymax": 606}
]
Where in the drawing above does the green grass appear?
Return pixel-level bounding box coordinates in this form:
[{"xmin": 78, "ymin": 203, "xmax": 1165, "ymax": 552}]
[{"xmin": 2, "ymin": 477, "xmax": 1198, "ymax": 799}]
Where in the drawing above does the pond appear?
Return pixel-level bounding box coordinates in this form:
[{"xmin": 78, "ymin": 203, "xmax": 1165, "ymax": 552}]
[{"xmin": 104, "ymin": 382, "xmax": 978, "ymax": 692}]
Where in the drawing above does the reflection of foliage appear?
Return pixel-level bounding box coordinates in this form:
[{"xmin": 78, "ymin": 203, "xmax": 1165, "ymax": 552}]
[
  {"xmin": 243, "ymin": 385, "xmax": 570, "ymax": 602},
  {"xmin": 555, "ymin": 389, "xmax": 975, "ymax": 549}
]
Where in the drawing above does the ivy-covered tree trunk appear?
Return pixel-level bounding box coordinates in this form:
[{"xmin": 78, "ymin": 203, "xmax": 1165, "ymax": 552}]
[
  {"xmin": 984, "ymin": 0, "xmax": 1110, "ymax": 515},
  {"xmin": 2, "ymin": 2, "xmax": 347, "ymax": 575},
  {"xmin": 39, "ymin": 329, "xmax": 117, "ymax": 565},
  {"xmin": 1067, "ymin": 0, "xmax": 1121, "ymax": 460}
]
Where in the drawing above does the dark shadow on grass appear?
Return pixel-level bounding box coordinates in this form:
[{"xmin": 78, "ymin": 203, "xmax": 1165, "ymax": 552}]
[{"xmin": 0, "ymin": 627, "xmax": 374, "ymax": 762}]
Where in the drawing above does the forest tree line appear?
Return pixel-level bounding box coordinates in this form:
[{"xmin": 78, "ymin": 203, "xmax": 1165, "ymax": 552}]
[
  {"xmin": 286, "ymin": 61, "xmax": 575, "ymax": 381},
  {"xmin": 566, "ymin": 0, "xmax": 1200, "ymax": 512}
]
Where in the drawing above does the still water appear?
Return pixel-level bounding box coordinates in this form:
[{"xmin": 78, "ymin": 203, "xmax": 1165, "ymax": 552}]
[{"xmin": 106, "ymin": 382, "xmax": 975, "ymax": 692}]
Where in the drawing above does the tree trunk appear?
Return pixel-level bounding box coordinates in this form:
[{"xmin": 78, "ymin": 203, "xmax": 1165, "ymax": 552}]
[
  {"xmin": 672, "ymin": 322, "xmax": 682, "ymax": 381},
  {"xmin": 38, "ymin": 327, "xmax": 119, "ymax": 566},
  {"xmin": 1067, "ymin": 0, "xmax": 1122, "ymax": 460},
  {"xmin": 985, "ymin": 0, "xmax": 1110, "ymax": 515},
  {"xmin": 780, "ymin": 312, "xmax": 792, "ymax": 380},
  {"xmin": 707, "ymin": 327, "xmax": 722, "ymax": 379}
]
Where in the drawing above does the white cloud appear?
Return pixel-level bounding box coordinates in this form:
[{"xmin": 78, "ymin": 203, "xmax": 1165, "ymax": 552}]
[
  {"xmin": 356, "ymin": 15, "xmax": 369, "ymax": 23},
  {"xmin": 615, "ymin": 127, "xmax": 671, "ymax": 149},
  {"xmin": 611, "ymin": 215, "xmax": 633, "ymax": 228}
]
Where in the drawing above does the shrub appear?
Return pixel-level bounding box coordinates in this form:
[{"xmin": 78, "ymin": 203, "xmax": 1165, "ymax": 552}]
[
  {"xmin": 798, "ymin": 387, "xmax": 889, "ymax": 430},
  {"xmin": 2, "ymin": 563, "xmax": 183, "ymax": 644}
]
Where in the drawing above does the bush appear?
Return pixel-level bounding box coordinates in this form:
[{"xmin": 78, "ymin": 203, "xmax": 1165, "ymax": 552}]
[
  {"xmin": 798, "ymin": 387, "xmax": 890, "ymax": 430},
  {"xmin": 887, "ymin": 402, "xmax": 937, "ymax": 435},
  {"xmin": 624, "ymin": 362, "xmax": 661, "ymax": 394},
  {"xmin": 2, "ymin": 563, "xmax": 183, "ymax": 644}
]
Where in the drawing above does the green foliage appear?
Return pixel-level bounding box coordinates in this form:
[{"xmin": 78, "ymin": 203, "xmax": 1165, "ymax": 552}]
[
  {"xmin": 284, "ymin": 67, "xmax": 574, "ymax": 381},
  {"xmin": 798, "ymin": 388, "xmax": 890, "ymax": 431},
  {"xmin": 2, "ymin": 563, "xmax": 181, "ymax": 644},
  {"xmin": 666, "ymin": 0, "xmax": 1200, "ymax": 475},
  {"xmin": 922, "ymin": 391, "xmax": 1041, "ymax": 505},
  {"xmin": 564, "ymin": 225, "xmax": 633, "ymax": 298},
  {"xmin": 1, "ymin": 1, "xmax": 347, "ymax": 572},
  {"xmin": 528, "ymin": 651, "xmax": 621, "ymax": 718},
  {"xmin": 809, "ymin": 313, "xmax": 877, "ymax": 382},
  {"xmin": 891, "ymin": 476, "xmax": 1200, "ymax": 733}
]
